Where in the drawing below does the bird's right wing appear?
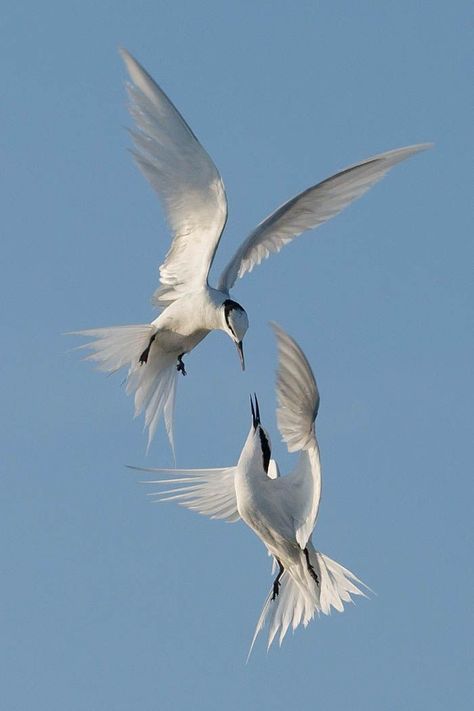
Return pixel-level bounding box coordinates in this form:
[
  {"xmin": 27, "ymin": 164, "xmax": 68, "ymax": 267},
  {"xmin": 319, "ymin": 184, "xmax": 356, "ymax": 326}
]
[
  {"xmin": 218, "ymin": 143, "xmax": 431, "ymax": 292},
  {"xmin": 131, "ymin": 465, "xmax": 240, "ymax": 523},
  {"xmin": 271, "ymin": 323, "xmax": 321, "ymax": 549},
  {"xmin": 121, "ymin": 49, "xmax": 228, "ymax": 306}
]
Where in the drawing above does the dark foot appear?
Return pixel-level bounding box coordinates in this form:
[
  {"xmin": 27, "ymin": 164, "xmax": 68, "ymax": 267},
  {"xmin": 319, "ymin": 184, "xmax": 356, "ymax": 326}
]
[
  {"xmin": 176, "ymin": 354, "xmax": 187, "ymax": 376},
  {"xmin": 304, "ymin": 548, "xmax": 319, "ymax": 587},
  {"xmin": 139, "ymin": 334, "xmax": 156, "ymax": 365},
  {"xmin": 271, "ymin": 559, "xmax": 284, "ymax": 600}
]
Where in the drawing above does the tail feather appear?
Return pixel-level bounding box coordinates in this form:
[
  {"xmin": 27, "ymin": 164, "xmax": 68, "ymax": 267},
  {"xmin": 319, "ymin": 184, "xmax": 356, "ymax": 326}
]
[
  {"xmin": 248, "ymin": 546, "xmax": 368, "ymax": 658},
  {"xmin": 72, "ymin": 325, "xmax": 178, "ymax": 451},
  {"xmin": 71, "ymin": 325, "xmax": 154, "ymax": 372},
  {"xmin": 318, "ymin": 552, "xmax": 369, "ymax": 613},
  {"xmin": 138, "ymin": 354, "xmax": 177, "ymax": 452},
  {"xmin": 126, "ymin": 341, "xmax": 177, "ymax": 447}
]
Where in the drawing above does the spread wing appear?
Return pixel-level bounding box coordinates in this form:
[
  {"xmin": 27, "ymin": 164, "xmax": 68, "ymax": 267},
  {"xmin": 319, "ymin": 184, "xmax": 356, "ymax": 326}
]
[
  {"xmin": 270, "ymin": 323, "xmax": 321, "ymax": 549},
  {"xmin": 121, "ymin": 49, "xmax": 228, "ymax": 306},
  {"xmin": 218, "ymin": 143, "xmax": 431, "ymax": 292},
  {"xmin": 132, "ymin": 465, "xmax": 240, "ymax": 523}
]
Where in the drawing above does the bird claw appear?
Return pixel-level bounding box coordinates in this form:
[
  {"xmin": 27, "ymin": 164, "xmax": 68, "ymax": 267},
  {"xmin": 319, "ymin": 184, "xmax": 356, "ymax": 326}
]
[
  {"xmin": 176, "ymin": 355, "xmax": 187, "ymax": 376},
  {"xmin": 304, "ymin": 548, "xmax": 320, "ymax": 587},
  {"xmin": 139, "ymin": 334, "xmax": 156, "ymax": 365},
  {"xmin": 139, "ymin": 347, "xmax": 150, "ymax": 365},
  {"xmin": 308, "ymin": 565, "xmax": 319, "ymax": 587},
  {"xmin": 272, "ymin": 560, "xmax": 284, "ymax": 601}
]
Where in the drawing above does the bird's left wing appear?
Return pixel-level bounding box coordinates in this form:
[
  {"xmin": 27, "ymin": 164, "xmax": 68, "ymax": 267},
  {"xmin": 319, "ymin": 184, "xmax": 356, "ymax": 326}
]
[
  {"xmin": 131, "ymin": 465, "xmax": 240, "ymax": 522},
  {"xmin": 121, "ymin": 49, "xmax": 228, "ymax": 306},
  {"xmin": 270, "ymin": 323, "xmax": 321, "ymax": 549},
  {"xmin": 218, "ymin": 143, "xmax": 431, "ymax": 292}
]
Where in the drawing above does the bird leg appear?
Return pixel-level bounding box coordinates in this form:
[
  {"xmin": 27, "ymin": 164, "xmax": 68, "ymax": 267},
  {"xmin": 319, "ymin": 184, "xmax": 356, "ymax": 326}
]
[
  {"xmin": 272, "ymin": 559, "xmax": 284, "ymax": 600},
  {"xmin": 139, "ymin": 333, "xmax": 156, "ymax": 365},
  {"xmin": 176, "ymin": 353, "xmax": 187, "ymax": 376},
  {"xmin": 304, "ymin": 548, "xmax": 319, "ymax": 587}
]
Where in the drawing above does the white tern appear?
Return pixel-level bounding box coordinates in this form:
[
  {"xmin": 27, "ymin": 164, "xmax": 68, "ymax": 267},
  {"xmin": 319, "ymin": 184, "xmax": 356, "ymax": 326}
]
[{"xmin": 137, "ymin": 323, "xmax": 370, "ymax": 655}]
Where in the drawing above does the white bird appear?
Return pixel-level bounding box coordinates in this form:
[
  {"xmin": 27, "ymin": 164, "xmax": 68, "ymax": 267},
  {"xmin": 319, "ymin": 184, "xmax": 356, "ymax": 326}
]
[
  {"xmin": 74, "ymin": 48, "xmax": 431, "ymax": 451},
  {"xmin": 137, "ymin": 323, "xmax": 369, "ymax": 655}
]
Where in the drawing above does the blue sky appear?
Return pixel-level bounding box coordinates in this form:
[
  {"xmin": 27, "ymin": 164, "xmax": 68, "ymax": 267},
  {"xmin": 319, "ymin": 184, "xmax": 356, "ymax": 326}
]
[{"xmin": 2, "ymin": 2, "xmax": 472, "ymax": 709}]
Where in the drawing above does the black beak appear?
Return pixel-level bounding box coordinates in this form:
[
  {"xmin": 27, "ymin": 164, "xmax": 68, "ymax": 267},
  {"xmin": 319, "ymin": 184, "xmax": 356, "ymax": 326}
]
[
  {"xmin": 236, "ymin": 341, "xmax": 245, "ymax": 371},
  {"xmin": 250, "ymin": 393, "xmax": 261, "ymax": 429}
]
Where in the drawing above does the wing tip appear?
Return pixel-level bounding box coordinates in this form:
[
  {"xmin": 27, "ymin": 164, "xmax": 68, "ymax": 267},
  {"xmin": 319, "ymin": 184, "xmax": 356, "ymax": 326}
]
[
  {"xmin": 118, "ymin": 46, "xmax": 136, "ymax": 67},
  {"xmin": 379, "ymin": 141, "xmax": 434, "ymax": 164}
]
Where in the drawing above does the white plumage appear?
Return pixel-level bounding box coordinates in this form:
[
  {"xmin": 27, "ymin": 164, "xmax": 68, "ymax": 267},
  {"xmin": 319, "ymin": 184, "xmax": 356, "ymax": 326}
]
[
  {"xmin": 73, "ymin": 48, "xmax": 431, "ymax": 450},
  {"xmin": 137, "ymin": 324, "xmax": 369, "ymax": 655}
]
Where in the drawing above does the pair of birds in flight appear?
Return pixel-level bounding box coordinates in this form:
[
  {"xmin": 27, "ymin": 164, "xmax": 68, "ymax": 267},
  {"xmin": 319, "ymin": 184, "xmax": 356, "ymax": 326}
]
[{"xmin": 75, "ymin": 49, "xmax": 430, "ymax": 654}]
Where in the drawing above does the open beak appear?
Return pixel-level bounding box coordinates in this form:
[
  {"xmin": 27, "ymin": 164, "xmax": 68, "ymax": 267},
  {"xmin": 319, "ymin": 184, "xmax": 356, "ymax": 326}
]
[
  {"xmin": 236, "ymin": 341, "xmax": 245, "ymax": 371},
  {"xmin": 250, "ymin": 393, "xmax": 260, "ymax": 429}
]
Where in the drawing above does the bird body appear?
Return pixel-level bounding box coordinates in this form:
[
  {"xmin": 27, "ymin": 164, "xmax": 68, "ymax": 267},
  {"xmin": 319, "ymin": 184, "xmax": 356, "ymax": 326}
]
[
  {"xmin": 137, "ymin": 324, "xmax": 369, "ymax": 653},
  {"xmin": 149, "ymin": 286, "xmax": 228, "ymax": 354},
  {"xmin": 74, "ymin": 48, "xmax": 430, "ymax": 450},
  {"xmin": 235, "ymin": 435, "xmax": 320, "ymax": 564}
]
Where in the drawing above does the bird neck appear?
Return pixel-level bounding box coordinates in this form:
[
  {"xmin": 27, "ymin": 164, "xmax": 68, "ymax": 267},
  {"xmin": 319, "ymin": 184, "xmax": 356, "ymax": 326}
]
[
  {"xmin": 200, "ymin": 287, "xmax": 229, "ymax": 331},
  {"xmin": 237, "ymin": 430, "xmax": 269, "ymax": 484}
]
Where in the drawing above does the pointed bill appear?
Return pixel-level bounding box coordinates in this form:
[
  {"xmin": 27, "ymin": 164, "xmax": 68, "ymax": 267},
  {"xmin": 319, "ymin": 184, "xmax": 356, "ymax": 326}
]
[{"xmin": 236, "ymin": 340, "xmax": 245, "ymax": 370}]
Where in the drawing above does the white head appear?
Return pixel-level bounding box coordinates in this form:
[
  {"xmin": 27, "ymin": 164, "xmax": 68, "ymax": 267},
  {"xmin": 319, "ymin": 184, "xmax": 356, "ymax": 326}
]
[
  {"xmin": 239, "ymin": 394, "xmax": 272, "ymax": 475},
  {"xmin": 221, "ymin": 299, "xmax": 249, "ymax": 370}
]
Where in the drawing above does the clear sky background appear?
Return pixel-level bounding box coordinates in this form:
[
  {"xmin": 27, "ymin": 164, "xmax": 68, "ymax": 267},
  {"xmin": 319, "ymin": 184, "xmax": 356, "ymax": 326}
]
[{"xmin": 2, "ymin": 2, "xmax": 472, "ymax": 709}]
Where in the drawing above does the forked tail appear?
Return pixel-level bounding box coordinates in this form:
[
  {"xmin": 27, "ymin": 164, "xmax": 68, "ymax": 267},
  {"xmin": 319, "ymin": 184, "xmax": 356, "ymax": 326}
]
[
  {"xmin": 72, "ymin": 325, "xmax": 178, "ymax": 452},
  {"xmin": 248, "ymin": 545, "xmax": 369, "ymax": 659}
]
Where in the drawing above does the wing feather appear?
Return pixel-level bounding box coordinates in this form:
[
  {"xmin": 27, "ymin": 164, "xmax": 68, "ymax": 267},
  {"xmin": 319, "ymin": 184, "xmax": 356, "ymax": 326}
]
[
  {"xmin": 270, "ymin": 324, "xmax": 321, "ymax": 548},
  {"xmin": 121, "ymin": 49, "xmax": 228, "ymax": 306},
  {"xmin": 271, "ymin": 323, "xmax": 319, "ymax": 452},
  {"xmin": 218, "ymin": 143, "xmax": 431, "ymax": 291},
  {"xmin": 131, "ymin": 466, "xmax": 240, "ymax": 523}
]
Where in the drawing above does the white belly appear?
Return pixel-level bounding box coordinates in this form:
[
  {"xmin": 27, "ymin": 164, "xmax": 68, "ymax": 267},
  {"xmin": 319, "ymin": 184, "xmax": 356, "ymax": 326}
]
[
  {"xmin": 236, "ymin": 479, "xmax": 301, "ymax": 564},
  {"xmin": 150, "ymin": 290, "xmax": 220, "ymax": 355},
  {"xmin": 156, "ymin": 326, "xmax": 209, "ymax": 355}
]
